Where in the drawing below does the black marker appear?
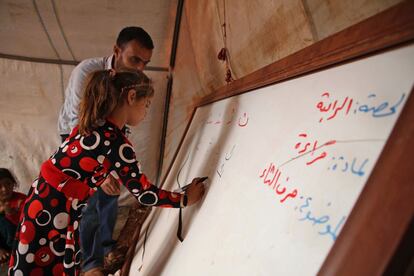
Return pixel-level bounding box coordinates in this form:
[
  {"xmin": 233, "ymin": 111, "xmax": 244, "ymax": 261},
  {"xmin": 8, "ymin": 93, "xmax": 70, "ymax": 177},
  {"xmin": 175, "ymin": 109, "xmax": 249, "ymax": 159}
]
[
  {"xmin": 175, "ymin": 177, "xmax": 208, "ymax": 193},
  {"xmin": 196, "ymin": 176, "xmax": 208, "ymax": 183}
]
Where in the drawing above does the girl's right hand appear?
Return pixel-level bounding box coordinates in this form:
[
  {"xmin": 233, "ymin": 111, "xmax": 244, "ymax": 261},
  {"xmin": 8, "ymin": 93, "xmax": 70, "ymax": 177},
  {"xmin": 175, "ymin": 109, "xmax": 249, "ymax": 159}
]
[{"xmin": 185, "ymin": 177, "xmax": 206, "ymax": 206}]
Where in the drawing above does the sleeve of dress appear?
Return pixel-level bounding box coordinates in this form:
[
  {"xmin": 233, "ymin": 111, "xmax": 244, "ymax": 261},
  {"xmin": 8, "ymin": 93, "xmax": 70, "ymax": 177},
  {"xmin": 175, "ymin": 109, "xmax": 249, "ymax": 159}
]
[{"xmin": 106, "ymin": 134, "xmax": 183, "ymax": 208}]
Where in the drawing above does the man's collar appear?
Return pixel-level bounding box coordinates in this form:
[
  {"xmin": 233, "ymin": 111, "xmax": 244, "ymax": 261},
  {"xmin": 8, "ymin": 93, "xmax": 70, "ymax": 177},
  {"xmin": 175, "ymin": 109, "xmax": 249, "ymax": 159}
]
[{"xmin": 106, "ymin": 55, "xmax": 114, "ymax": 70}]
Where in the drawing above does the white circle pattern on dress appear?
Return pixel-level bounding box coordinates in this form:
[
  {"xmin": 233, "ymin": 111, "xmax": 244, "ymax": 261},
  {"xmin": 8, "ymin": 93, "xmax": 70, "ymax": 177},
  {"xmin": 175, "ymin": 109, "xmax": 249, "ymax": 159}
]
[
  {"xmin": 119, "ymin": 144, "xmax": 135, "ymax": 163},
  {"xmin": 138, "ymin": 191, "xmax": 158, "ymax": 206},
  {"xmin": 80, "ymin": 131, "xmax": 100, "ymax": 150},
  {"xmin": 53, "ymin": 212, "xmax": 69, "ymax": 229},
  {"xmin": 35, "ymin": 210, "xmax": 51, "ymax": 226}
]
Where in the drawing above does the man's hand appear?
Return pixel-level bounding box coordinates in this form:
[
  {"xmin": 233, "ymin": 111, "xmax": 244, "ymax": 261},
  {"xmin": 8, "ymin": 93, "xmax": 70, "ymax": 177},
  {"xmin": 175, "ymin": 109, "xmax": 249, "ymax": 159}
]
[{"xmin": 100, "ymin": 175, "xmax": 121, "ymax": 196}]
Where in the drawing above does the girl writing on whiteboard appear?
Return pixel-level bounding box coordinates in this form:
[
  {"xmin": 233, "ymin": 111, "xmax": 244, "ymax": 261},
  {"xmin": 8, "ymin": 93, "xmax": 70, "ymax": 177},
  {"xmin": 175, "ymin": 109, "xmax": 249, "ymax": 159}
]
[{"xmin": 8, "ymin": 69, "xmax": 206, "ymax": 276}]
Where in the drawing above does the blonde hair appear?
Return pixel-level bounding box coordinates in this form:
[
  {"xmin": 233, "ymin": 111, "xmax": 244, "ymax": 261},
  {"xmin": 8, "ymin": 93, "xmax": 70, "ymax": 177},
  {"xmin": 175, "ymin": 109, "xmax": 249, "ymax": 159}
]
[{"xmin": 78, "ymin": 69, "xmax": 153, "ymax": 135}]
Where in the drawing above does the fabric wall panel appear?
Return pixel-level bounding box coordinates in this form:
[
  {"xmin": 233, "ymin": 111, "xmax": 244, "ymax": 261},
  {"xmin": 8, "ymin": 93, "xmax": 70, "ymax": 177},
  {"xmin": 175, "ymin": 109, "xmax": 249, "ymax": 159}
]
[
  {"xmin": 0, "ymin": 0, "xmax": 59, "ymax": 59},
  {"xmin": 0, "ymin": 0, "xmax": 178, "ymax": 67},
  {"xmin": 0, "ymin": 58, "xmax": 71, "ymax": 193},
  {"xmin": 305, "ymin": 0, "xmax": 403, "ymax": 40},
  {"xmin": 54, "ymin": 0, "xmax": 178, "ymax": 66},
  {"xmin": 223, "ymin": 0, "xmax": 315, "ymax": 77}
]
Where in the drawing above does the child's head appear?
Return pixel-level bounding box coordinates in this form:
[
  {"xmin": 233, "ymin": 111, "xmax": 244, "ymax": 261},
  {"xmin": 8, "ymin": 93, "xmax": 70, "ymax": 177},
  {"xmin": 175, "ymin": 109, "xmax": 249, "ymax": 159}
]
[
  {"xmin": 79, "ymin": 68, "xmax": 154, "ymax": 134},
  {"xmin": 0, "ymin": 168, "xmax": 17, "ymax": 201}
]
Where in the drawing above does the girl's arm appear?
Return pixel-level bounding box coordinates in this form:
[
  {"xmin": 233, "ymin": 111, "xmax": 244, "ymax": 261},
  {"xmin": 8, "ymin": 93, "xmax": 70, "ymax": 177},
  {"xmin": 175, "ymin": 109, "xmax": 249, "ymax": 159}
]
[{"xmin": 106, "ymin": 136, "xmax": 184, "ymax": 208}]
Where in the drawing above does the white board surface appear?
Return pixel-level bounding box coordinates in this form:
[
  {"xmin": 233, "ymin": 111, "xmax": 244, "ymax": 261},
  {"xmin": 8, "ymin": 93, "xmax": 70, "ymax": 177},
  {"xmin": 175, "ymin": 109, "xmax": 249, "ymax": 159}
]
[{"xmin": 130, "ymin": 45, "xmax": 414, "ymax": 276}]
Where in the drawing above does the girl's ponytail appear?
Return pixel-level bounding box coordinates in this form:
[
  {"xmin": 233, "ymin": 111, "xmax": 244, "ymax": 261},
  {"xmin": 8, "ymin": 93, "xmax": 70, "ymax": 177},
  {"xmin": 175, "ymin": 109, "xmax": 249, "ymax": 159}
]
[{"xmin": 78, "ymin": 70, "xmax": 119, "ymax": 135}]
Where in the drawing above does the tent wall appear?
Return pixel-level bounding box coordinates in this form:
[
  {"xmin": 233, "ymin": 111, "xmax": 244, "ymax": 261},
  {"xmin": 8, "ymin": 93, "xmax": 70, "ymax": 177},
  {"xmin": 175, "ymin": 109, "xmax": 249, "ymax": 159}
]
[
  {"xmin": 162, "ymin": 0, "xmax": 403, "ymax": 179},
  {"xmin": 0, "ymin": 58, "xmax": 70, "ymax": 191},
  {"xmin": 0, "ymin": 0, "xmax": 177, "ymax": 66}
]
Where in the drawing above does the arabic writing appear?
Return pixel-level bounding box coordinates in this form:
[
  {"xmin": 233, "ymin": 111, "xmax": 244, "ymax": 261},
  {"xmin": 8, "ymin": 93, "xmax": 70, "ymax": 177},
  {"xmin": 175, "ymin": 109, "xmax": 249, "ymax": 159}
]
[
  {"xmin": 328, "ymin": 156, "xmax": 369, "ymax": 177},
  {"xmin": 217, "ymin": 145, "xmax": 236, "ymax": 178},
  {"xmin": 259, "ymin": 163, "xmax": 298, "ymax": 203},
  {"xmin": 316, "ymin": 92, "xmax": 406, "ymax": 122},
  {"xmin": 294, "ymin": 133, "xmax": 336, "ymax": 166},
  {"xmin": 354, "ymin": 93, "xmax": 406, "ymax": 118},
  {"xmin": 316, "ymin": 92, "xmax": 353, "ymax": 123},
  {"xmin": 206, "ymin": 108, "xmax": 249, "ymax": 128},
  {"xmin": 296, "ymin": 196, "xmax": 347, "ymax": 241}
]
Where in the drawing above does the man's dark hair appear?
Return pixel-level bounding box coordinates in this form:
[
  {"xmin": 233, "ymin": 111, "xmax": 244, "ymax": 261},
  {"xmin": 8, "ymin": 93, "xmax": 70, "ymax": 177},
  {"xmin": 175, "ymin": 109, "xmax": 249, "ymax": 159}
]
[{"xmin": 116, "ymin": 27, "xmax": 154, "ymax": 50}]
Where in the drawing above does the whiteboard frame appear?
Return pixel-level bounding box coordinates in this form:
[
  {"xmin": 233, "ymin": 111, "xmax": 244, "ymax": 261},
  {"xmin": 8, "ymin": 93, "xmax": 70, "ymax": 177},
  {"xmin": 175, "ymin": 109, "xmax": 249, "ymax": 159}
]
[{"xmin": 124, "ymin": 2, "xmax": 414, "ymax": 275}]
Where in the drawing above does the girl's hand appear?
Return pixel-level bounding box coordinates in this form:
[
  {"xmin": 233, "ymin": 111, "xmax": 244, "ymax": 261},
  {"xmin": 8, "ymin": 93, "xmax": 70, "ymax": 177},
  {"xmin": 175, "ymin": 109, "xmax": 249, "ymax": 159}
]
[
  {"xmin": 185, "ymin": 177, "xmax": 206, "ymax": 206},
  {"xmin": 0, "ymin": 248, "xmax": 10, "ymax": 264}
]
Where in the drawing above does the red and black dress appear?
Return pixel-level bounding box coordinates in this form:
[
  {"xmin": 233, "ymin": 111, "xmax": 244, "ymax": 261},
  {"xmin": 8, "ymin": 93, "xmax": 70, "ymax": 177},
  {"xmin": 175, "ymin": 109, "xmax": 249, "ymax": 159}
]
[{"xmin": 9, "ymin": 121, "xmax": 183, "ymax": 276}]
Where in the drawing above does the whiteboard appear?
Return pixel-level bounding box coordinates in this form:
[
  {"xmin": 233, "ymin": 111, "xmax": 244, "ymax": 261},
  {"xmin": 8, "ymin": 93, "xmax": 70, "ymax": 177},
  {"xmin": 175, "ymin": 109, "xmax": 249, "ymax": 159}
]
[{"xmin": 130, "ymin": 45, "xmax": 414, "ymax": 276}]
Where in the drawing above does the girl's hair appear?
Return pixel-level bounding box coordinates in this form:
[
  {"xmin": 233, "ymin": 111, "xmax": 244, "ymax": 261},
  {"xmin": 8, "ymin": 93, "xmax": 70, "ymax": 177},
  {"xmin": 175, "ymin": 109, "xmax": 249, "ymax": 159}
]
[
  {"xmin": 0, "ymin": 168, "xmax": 18, "ymax": 189},
  {"xmin": 78, "ymin": 68, "xmax": 154, "ymax": 134}
]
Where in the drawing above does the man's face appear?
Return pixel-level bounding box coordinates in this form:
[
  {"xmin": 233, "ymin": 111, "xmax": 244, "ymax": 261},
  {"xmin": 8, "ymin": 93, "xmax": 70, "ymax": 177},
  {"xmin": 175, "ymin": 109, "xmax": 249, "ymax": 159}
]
[{"xmin": 113, "ymin": 40, "xmax": 153, "ymax": 71}]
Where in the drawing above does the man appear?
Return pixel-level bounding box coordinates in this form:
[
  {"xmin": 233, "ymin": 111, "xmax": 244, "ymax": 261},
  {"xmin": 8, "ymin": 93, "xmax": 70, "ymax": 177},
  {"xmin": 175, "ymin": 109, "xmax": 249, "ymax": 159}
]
[{"xmin": 58, "ymin": 26, "xmax": 153, "ymax": 275}]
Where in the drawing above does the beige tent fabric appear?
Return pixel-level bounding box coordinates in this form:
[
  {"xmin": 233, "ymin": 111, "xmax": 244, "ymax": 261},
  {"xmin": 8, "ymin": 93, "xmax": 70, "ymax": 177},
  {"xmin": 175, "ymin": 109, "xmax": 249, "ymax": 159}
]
[
  {"xmin": 0, "ymin": 58, "xmax": 70, "ymax": 193},
  {"xmin": 305, "ymin": 0, "xmax": 402, "ymax": 40},
  {"xmin": 0, "ymin": 0, "xmax": 177, "ymax": 66},
  {"xmin": 161, "ymin": 0, "xmax": 404, "ymax": 179}
]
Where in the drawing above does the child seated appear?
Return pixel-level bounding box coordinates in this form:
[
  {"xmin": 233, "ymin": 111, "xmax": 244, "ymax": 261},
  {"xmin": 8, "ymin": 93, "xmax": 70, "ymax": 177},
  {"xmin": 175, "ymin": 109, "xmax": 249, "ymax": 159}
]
[{"xmin": 0, "ymin": 168, "xmax": 27, "ymax": 265}]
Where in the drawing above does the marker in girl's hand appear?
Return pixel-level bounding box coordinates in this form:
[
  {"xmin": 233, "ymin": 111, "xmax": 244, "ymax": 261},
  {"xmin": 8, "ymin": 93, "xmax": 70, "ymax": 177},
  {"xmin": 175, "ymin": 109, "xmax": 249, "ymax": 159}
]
[
  {"xmin": 175, "ymin": 177, "xmax": 208, "ymax": 193},
  {"xmin": 196, "ymin": 176, "xmax": 208, "ymax": 183}
]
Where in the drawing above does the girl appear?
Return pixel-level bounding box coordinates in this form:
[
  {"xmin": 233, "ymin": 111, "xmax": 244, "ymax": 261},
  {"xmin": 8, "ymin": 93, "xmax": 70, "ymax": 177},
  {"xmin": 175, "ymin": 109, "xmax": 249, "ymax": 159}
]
[
  {"xmin": 0, "ymin": 168, "xmax": 26, "ymax": 265},
  {"xmin": 9, "ymin": 69, "xmax": 205, "ymax": 276}
]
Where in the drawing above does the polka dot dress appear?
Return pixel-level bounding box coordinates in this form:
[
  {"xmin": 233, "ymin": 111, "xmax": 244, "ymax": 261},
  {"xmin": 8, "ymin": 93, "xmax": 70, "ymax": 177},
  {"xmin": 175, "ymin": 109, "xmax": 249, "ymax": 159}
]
[{"xmin": 9, "ymin": 121, "xmax": 182, "ymax": 275}]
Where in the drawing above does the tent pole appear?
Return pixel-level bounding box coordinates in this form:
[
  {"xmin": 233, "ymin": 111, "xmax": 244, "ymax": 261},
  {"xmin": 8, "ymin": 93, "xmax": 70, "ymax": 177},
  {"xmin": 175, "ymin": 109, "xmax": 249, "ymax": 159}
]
[{"xmin": 156, "ymin": 0, "xmax": 185, "ymax": 186}]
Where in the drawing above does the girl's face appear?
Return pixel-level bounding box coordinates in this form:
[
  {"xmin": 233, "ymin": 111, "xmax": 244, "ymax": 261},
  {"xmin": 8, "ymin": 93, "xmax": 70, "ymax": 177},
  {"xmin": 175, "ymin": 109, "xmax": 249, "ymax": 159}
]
[
  {"xmin": 0, "ymin": 178, "xmax": 14, "ymax": 201},
  {"xmin": 126, "ymin": 95, "xmax": 152, "ymax": 126}
]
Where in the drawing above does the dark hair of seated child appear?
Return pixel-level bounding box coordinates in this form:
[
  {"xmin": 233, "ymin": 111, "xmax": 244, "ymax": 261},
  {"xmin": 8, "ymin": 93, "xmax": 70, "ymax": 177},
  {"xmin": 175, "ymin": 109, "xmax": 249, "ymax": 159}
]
[{"xmin": 0, "ymin": 168, "xmax": 27, "ymax": 264}]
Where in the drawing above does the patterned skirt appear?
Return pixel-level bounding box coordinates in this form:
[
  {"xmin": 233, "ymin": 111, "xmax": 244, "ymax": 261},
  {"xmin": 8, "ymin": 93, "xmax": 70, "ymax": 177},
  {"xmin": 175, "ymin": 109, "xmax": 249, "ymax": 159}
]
[{"xmin": 9, "ymin": 176, "xmax": 88, "ymax": 276}]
